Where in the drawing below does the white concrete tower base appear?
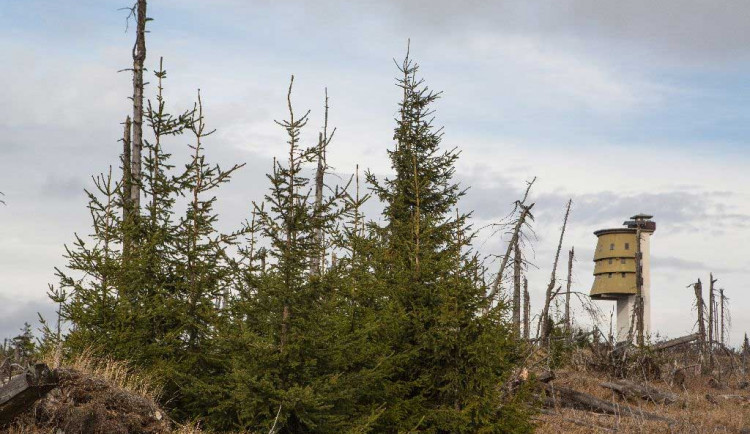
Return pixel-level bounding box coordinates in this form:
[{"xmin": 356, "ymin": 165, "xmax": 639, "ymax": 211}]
[
  {"xmin": 616, "ymin": 296, "xmax": 634, "ymax": 341},
  {"xmin": 614, "ymin": 231, "xmax": 653, "ymax": 343}
]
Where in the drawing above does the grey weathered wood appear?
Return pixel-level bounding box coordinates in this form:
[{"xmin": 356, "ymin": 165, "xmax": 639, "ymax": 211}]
[
  {"xmin": 652, "ymin": 333, "xmax": 700, "ymax": 351},
  {"xmin": 539, "ymin": 199, "xmax": 572, "ymax": 342},
  {"xmin": 542, "ymin": 383, "xmax": 675, "ymax": 425},
  {"xmin": 539, "ymin": 408, "xmax": 616, "ymax": 432},
  {"xmin": 486, "ymin": 177, "xmax": 536, "ymax": 306},
  {"xmin": 0, "ymin": 364, "xmax": 58, "ymax": 426},
  {"xmin": 564, "ymin": 247, "xmax": 574, "ymax": 338},
  {"xmin": 512, "ymin": 240, "xmax": 522, "ymax": 334},
  {"xmin": 522, "ymin": 277, "xmax": 530, "ymax": 340},
  {"xmin": 537, "ymin": 371, "xmax": 555, "ymax": 383},
  {"xmin": 691, "ymin": 280, "xmax": 708, "ymax": 361},
  {"xmin": 600, "ymin": 378, "xmax": 680, "ymax": 405},
  {"xmin": 129, "ymin": 0, "xmax": 148, "ymax": 211},
  {"xmin": 716, "ymin": 394, "xmax": 749, "ymax": 402}
]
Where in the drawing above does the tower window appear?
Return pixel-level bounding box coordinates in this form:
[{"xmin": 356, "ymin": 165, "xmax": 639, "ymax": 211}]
[
  {"xmin": 608, "ymin": 273, "xmax": 613, "ymax": 278},
  {"xmin": 610, "ymin": 243, "xmax": 615, "ymax": 250},
  {"xmin": 621, "ymin": 273, "xmax": 626, "ymax": 278},
  {"xmin": 621, "ymin": 258, "xmax": 626, "ymax": 264},
  {"xmin": 608, "ymin": 258, "xmax": 613, "ymax": 264},
  {"xmin": 624, "ymin": 243, "xmax": 630, "ymax": 250}
]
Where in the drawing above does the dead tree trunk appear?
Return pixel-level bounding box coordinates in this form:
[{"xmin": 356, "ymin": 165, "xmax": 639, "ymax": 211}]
[
  {"xmin": 542, "ymin": 383, "xmax": 675, "ymax": 425},
  {"xmin": 539, "ymin": 199, "xmax": 572, "ymax": 343},
  {"xmin": 0, "ymin": 364, "xmax": 58, "ymax": 426},
  {"xmin": 522, "ymin": 277, "xmax": 530, "ymax": 340},
  {"xmin": 121, "ymin": 116, "xmax": 132, "ymax": 255},
  {"xmin": 599, "ymin": 379, "xmax": 680, "ymax": 405},
  {"xmin": 719, "ymin": 289, "xmax": 726, "ymax": 346},
  {"xmin": 652, "ymin": 333, "xmax": 699, "ymax": 351},
  {"xmin": 486, "ymin": 177, "xmax": 536, "ymax": 308},
  {"xmin": 512, "ymin": 240, "xmax": 522, "ymax": 335},
  {"xmin": 634, "ymin": 225, "xmax": 644, "ymax": 346},
  {"xmin": 129, "ymin": 0, "xmax": 147, "ymax": 212},
  {"xmin": 564, "ymin": 247, "xmax": 574, "ymax": 339},
  {"xmin": 121, "ymin": 116, "xmax": 132, "ymax": 219},
  {"xmin": 691, "ymin": 280, "xmax": 708, "ymax": 365},
  {"xmin": 310, "ymin": 89, "xmax": 333, "ymax": 276},
  {"xmin": 708, "ymin": 273, "xmax": 717, "ymax": 370}
]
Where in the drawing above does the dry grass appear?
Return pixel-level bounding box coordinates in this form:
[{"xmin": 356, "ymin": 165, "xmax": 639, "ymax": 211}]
[
  {"xmin": 536, "ymin": 350, "xmax": 750, "ymax": 433},
  {"xmin": 40, "ymin": 347, "xmax": 162, "ymax": 402},
  {"xmin": 5, "ymin": 348, "xmax": 171, "ymax": 433}
]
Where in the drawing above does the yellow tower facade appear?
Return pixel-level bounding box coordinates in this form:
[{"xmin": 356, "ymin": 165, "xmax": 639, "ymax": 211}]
[{"xmin": 590, "ymin": 214, "xmax": 655, "ymax": 341}]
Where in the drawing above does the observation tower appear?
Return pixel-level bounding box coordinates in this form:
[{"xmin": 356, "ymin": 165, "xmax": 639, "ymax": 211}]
[{"xmin": 590, "ymin": 214, "xmax": 656, "ymax": 342}]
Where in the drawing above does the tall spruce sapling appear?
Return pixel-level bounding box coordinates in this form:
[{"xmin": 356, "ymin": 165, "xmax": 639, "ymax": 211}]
[
  {"xmin": 365, "ymin": 47, "xmax": 530, "ymax": 432},
  {"xmin": 54, "ymin": 168, "xmax": 123, "ymax": 354},
  {"xmin": 111, "ymin": 60, "xmax": 191, "ymax": 367},
  {"xmin": 222, "ymin": 77, "xmax": 353, "ymax": 432},
  {"xmin": 164, "ymin": 89, "xmax": 245, "ymax": 422}
]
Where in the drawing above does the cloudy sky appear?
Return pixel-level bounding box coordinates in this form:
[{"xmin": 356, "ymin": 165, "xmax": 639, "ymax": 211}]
[{"xmin": 1, "ymin": 1, "xmax": 749, "ymax": 344}]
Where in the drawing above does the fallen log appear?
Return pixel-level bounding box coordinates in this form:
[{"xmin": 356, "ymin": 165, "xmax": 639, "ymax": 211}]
[
  {"xmin": 542, "ymin": 383, "xmax": 675, "ymax": 425},
  {"xmin": 716, "ymin": 394, "xmax": 750, "ymax": 402},
  {"xmin": 538, "ymin": 408, "xmax": 616, "ymax": 432},
  {"xmin": 537, "ymin": 371, "xmax": 555, "ymax": 384},
  {"xmin": 652, "ymin": 334, "xmax": 699, "ymax": 352},
  {"xmin": 0, "ymin": 363, "xmax": 58, "ymax": 426},
  {"xmin": 600, "ymin": 378, "xmax": 680, "ymax": 405}
]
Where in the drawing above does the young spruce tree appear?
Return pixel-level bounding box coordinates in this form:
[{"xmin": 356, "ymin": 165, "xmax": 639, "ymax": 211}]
[
  {"xmin": 365, "ymin": 49, "xmax": 531, "ymax": 432},
  {"xmin": 221, "ymin": 78, "xmax": 357, "ymax": 432}
]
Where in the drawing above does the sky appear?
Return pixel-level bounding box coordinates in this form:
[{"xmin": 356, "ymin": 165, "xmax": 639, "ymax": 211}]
[{"xmin": 1, "ymin": 0, "xmax": 749, "ymax": 345}]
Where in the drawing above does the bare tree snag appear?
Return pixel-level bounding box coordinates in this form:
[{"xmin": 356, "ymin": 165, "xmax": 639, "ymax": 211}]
[
  {"xmin": 539, "ymin": 199, "xmax": 572, "ymax": 343},
  {"xmin": 719, "ymin": 289, "xmax": 726, "ymax": 346},
  {"xmin": 121, "ymin": 116, "xmax": 132, "ymax": 219},
  {"xmin": 121, "ymin": 116, "xmax": 132, "ymax": 255},
  {"xmin": 0, "ymin": 364, "xmax": 58, "ymax": 426},
  {"xmin": 311, "ymin": 88, "xmax": 334, "ymax": 276},
  {"xmin": 130, "ymin": 0, "xmax": 147, "ymax": 211},
  {"xmin": 512, "ymin": 240, "xmax": 522, "ymax": 335},
  {"xmin": 634, "ymin": 223, "xmax": 644, "ymax": 346},
  {"xmin": 709, "ymin": 273, "xmax": 717, "ymax": 370},
  {"xmin": 486, "ymin": 177, "xmax": 536, "ymax": 307},
  {"xmin": 523, "ymin": 277, "xmax": 530, "ymax": 340},
  {"xmin": 690, "ymin": 280, "xmax": 707, "ymax": 363},
  {"xmin": 564, "ymin": 247, "xmax": 574, "ymax": 339}
]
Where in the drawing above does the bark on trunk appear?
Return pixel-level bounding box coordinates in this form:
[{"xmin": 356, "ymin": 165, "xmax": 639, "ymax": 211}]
[
  {"xmin": 708, "ymin": 273, "xmax": 716, "ymax": 369},
  {"xmin": 720, "ymin": 289, "xmax": 725, "ymax": 346},
  {"xmin": 693, "ymin": 280, "xmax": 707, "ymax": 362},
  {"xmin": 130, "ymin": 0, "xmax": 147, "ymax": 211},
  {"xmin": 522, "ymin": 277, "xmax": 530, "ymax": 340},
  {"xmin": 512, "ymin": 240, "xmax": 521, "ymax": 335},
  {"xmin": 564, "ymin": 247, "xmax": 574, "ymax": 338},
  {"xmin": 121, "ymin": 116, "xmax": 132, "ymax": 255},
  {"xmin": 310, "ymin": 90, "xmax": 330, "ymax": 276}
]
